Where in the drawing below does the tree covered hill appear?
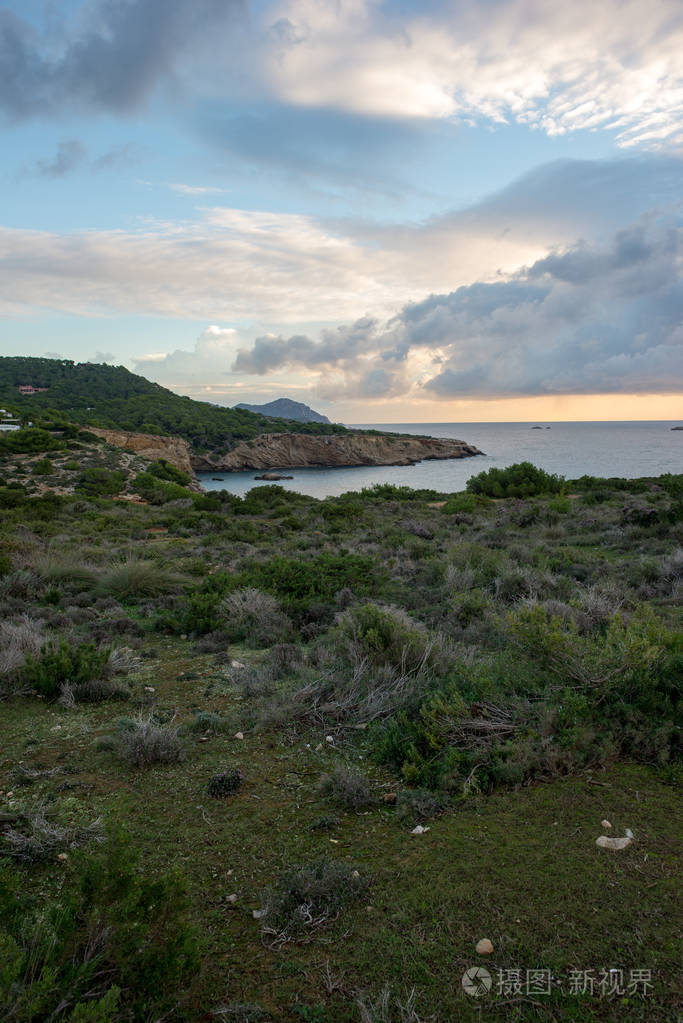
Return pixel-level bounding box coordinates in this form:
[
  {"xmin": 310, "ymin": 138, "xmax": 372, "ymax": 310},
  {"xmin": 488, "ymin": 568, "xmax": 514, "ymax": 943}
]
[{"xmin": 0, "ymin": 357, "xmax": 347, "ymax": 453}]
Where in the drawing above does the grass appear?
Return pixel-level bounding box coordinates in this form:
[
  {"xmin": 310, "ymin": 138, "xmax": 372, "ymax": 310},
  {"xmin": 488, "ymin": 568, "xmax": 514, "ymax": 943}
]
[{"xmin": 0, "ymin": 459, "xmax": 680, "ymax": 1021}]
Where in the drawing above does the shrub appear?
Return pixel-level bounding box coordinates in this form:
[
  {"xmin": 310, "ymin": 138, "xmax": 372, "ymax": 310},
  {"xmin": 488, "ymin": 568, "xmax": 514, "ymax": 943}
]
[
  {"xmin": 133, "ymin": 471, "xmax": 193, "ymax": 504},
  {"xmin": 240, "ymin": 551, "xmax": 381, "ymax": 622},
  {"xmin": 466, "ymin": 461, "xmax": 564, "ymax": 498},
  {"xmin": 31, "ymin": 457, "xmax": 53, "ymax": 474},
  {"xmin": 33, "ymin": 552, "xmax": 98, "ymax": 588},
  {"xmin": 318, "ymin": 765, "xmax": 376, "ymax": 810},
  {"xmin": 334, "ymin": 603, "xmax": 447, "ymax": 675},
  {"xmin": 22, "ymin": 640, "xmax": 110, "ymax": 700},
  {"xmin": 442, "ymin": 492, "xmax": 486, "ymax": 515},
  {"xmin": 259, "ymin": 858, "xmax": 367, "ymax": 945},
  {"xmin": 185, "ymin": 710, "xmax": 231, "ymax": 734},
  {"xmin": 206, "ymin": 768, "xmax": 243, "ymax": 798},
  {"xmin": 0, "ymin": 826, "xmax": 199, "ymax": 1022},
  {"xmin": 111, "ymin": 713, "xmax": 185, "ymax": 767},
  {"xmin": 76, "ymin": 467, "xmax": 126, "ymax": 497},
  {"xmin": 0, "ymin": 427, "xmax": 62, "ymax": 454},
  {"xmin": 147, "ymin": 458, "xmax": 192, "ymax": 486},
  {"xmin": 220, "ymin": 588, "xmax": 292, "ymax": 646},
  {"xmin": 395, "ymin": 788, "xmax": 449, "ymax": 828},
  {"xmin": 97, "ymin": 556, "xmax": 182, "ymax": 600}
]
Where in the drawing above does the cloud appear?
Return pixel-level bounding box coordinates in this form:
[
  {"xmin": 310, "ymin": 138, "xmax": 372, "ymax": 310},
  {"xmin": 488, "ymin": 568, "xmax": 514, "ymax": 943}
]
[
  {"xmin": 259, "ymin": 0, "xmax": 683, "ymax": 148},
  {"xmin": 2, "ymin": 155, "xmax": 679, "ymax": 326},
  {"xmin": 230, "ymin": 216, "xmax": 683, "ymax": 399},
  {"xmin": 35, "ymin": 138, "xmax": 86, "ymax": 178},
  {"xmin": 0, "ymin": 0, "xmax": 241, "ymax": 119},
  {"xmin": 2, "ymin": 0, "xmax": 681, "ymax": 158},
  {"xmin": 168, "ymin": 183, "xmax": 225, "ymax": 196}
]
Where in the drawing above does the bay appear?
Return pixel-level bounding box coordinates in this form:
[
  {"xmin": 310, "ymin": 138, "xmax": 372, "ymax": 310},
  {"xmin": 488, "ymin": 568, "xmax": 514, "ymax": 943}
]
[{"xmin": 196, "ymin": 420, "xmax": 683, "ymax": 499}]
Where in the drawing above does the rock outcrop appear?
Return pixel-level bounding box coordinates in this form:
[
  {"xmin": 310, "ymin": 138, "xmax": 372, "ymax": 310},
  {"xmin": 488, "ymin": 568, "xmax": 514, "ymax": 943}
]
[
  {"xmin": 192, "ymin": 433, "xmax": 483, "ymax": 472},
  {"xmin": 88, "ymin": 428, "xmax": 196, "ymax": 478}
]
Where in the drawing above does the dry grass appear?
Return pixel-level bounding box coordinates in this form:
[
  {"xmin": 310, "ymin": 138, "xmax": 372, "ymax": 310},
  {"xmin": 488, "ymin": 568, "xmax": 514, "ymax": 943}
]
[
  {"xmin": 111, "ymin": 712, "xmax": 185, "ymax": 767},
  {"xmin": 1, "ymin": 805, "xmax": 105, "ymax": 862}
]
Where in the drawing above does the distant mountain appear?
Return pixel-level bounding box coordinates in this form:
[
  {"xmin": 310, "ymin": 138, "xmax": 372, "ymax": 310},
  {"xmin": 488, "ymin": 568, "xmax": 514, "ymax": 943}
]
[
  {"xmin": 0, "ymin": 357, "xmax": 347, "ymax": 453},
  {"xmin": 234, "ymin": 398, "xmax": 331, "ymax": 424}
]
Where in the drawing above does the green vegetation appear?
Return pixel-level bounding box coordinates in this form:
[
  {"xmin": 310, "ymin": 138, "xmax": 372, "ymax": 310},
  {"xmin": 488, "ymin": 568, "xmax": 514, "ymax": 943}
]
[
  {"xmin": 0, "ymin": 452, "xmax": 680, "ymax": 1021},
  {"xmin": 466, "ymin": 460, "xmax": 564, "ymax": 497},
  {"xmin": 0, "ymin": 827, "xmax": 198, "ymax": 1022},
  {"xmin": 0, "ymin": 356, "xmax": 348, "ymax": 452},
  {"xmin": 22, "ymin": 640, "xmax": 111, "ymax": 700}
]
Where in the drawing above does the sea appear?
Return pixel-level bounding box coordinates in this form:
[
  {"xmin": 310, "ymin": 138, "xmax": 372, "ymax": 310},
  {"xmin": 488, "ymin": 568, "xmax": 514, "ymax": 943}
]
[{"xmin": 196, "ymin": 421, "xmax": 683, "ymax": 500}]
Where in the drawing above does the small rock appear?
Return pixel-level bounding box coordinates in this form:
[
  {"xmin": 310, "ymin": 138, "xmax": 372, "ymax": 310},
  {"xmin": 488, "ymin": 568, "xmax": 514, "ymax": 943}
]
[
  {"xmin": 234, "ymin": 731, "xmax": 244, "ymax": 740},
  {"xmin": 180, "ymin": 634, "xmax": 187, "ymax": 640},
  {"xmin": 476, "ymin": 938, "xmax": 493, "ymax": 956},
  {"xmin": 596, "ymin": 828, "xmax": 633, "ymax": 850},
  {"xmin": 382, "ymin": 792, "xmax": 397, "ymax": 804},
  {"xmin": 315, "ymin": 743, "xmax": 323, "ymax": 752},
  {"xmin": 57, "ymin": 853, "xmax": 68, "ymax": 862},
  {"xmin": 325, "ymin": 735, "xmax": 334, "ymax": 743},
  {"xmin": 231, "ymin": 660, "xmax": 245, "ymax": 669},
  {"xmin": 411, "ymin": 824, "xmax": 430, "ymax": 835},
  {"xmin": 329, "ymin": 838, "xmax": 339, "ymax": 843},
  {"xmin": 252, "ymin": 909, "xmax": 264, "ymax": 919},
  {"xmin": 601, "ymin": 819, "xmax": 612, "ymax": 829},
  {"xmin": 226, "ymin": 894, "xmax": 238, "ymax": 903},
  {"xmin": 351, "ymin": 870, "xmax": 360, "ymax": 879},
  {"xmin": 145, "ymin": 686, "xmax": 155, "ymax": 693}
]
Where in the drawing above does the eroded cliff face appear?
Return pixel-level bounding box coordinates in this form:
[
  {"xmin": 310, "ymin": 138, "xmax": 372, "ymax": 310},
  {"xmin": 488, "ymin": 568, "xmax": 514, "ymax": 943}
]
[
  {"xmin": 88, "ymin": 428, "xmax": 196, "ymax": 478},
  {"xmin": 191, "ymin": 433, "xmax": 483, "ymax": 472}
]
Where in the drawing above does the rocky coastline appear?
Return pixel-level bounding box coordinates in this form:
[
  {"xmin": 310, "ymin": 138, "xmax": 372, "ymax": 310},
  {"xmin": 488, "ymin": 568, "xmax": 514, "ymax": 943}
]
[{"xmin": 190, "ymin": 432, "xmax": 483, "ymax": 473}]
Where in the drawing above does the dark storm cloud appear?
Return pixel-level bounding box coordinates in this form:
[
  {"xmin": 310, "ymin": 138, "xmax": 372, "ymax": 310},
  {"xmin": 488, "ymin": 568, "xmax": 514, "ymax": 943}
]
[
  {"xmin": 0, "ymin": 0, "xmax": 241, "ymax": 118},
  {"xmin": 232, "ymin": 317, "xmax": 380, "ymax": 374},
  {"xmin": 232, "ymin": 216, "xmax": 683, "ymax": 398}
]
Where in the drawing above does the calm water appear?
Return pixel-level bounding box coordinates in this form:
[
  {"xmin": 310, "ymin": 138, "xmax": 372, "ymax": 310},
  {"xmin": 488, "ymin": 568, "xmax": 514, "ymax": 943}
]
[{"xmin": 197, "ymin": 421, "xmax": 683, "ymax": 499}]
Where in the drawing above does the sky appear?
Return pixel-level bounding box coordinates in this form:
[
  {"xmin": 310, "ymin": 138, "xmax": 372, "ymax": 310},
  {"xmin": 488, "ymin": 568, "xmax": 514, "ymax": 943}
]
[{"xmin": 1, "ymin": 0, "xmax": 682, "ymax": 423}]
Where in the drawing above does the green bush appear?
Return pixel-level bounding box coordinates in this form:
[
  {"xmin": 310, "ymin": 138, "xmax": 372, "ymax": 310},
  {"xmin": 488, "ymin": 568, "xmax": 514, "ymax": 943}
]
[
  {"xmin": 0, "ymin": 826, "xmax": 199, "ymax": 1022},
  {"xmin": 76, "ymin": 467, "xmax": 126, "ymax": 497},
  {"xmin": 0, "ymin": 427, "xmax": 62, "ymax": 454},
  {"xmin": 22, "ymin": 640, "xmax": 110, "ymax": 700},
  {"xmin": 31, "ymin": 457, "xmax": 53, "ymax": 474},
  {"xmin": 132, "ymin": 471, "xmax": 193, "ymax": 504},
  {"xmin": 466, "ymin": 461, "xmax": 564, "ymax": 498},
  {"xmin": 147, "ymin": 458, "xmax": 192, "ymax": 486},
  {"xmin": 335, "ymin": 603, "xmax": 445, "ymax": 674}
]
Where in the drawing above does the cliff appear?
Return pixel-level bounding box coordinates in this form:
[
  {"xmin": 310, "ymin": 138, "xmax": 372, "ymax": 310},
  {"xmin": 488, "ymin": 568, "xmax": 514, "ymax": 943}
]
[
  {"xmin": 191, "ymin": 432, "xmax": 483, "ymax": 472},
  {"xmin": 88, "ymin": 428, "xmax": 196, "ymax": 479}
]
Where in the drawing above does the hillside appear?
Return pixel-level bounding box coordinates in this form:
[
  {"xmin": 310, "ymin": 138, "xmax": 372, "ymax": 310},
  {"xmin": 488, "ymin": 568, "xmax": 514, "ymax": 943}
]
[
  {"xmin": 0, "ymin": 357, "xmax": 347, "ymax": 453},
  {"xmin": 0, "ymin": 464, "xmax": 680, "ymax": 1021},
  {"xmin": 235, "ymin": 397, "xmax": 332, "ymax": 424}
]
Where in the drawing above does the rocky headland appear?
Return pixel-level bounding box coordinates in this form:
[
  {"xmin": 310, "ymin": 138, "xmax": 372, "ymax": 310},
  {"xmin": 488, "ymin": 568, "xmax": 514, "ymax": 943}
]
[{"xmin": 191, "ymin": 432, "xmax": 483, "ymax": 473}]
